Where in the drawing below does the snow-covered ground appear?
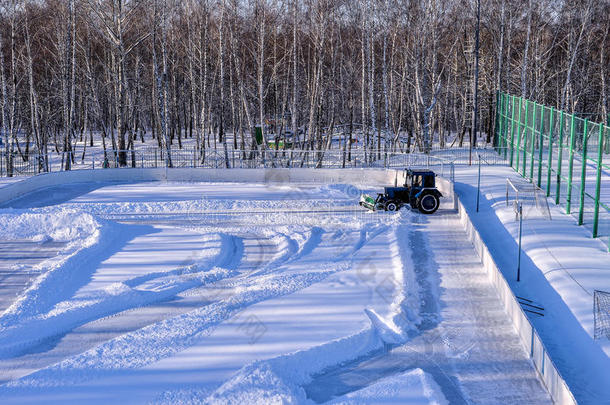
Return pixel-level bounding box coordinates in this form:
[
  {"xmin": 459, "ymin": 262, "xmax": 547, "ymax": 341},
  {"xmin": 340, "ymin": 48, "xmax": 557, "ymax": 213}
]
[
  {"xmin": 454, "ymin": 165, "xmax": 610, "ymax": 403},
  {"xmin": 0, "ymin": 179, "xmax": 550, "ymax": 404},
  {"xmin": 0, "ymin": 177, "xmax": 26, "ymax": 190}
]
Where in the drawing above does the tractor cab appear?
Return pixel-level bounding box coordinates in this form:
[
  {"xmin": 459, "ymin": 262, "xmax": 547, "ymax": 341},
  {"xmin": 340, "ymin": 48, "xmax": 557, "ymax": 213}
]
[{"xmin": 404, "ymin": 169, "xmax": 436, "ymax": 189}]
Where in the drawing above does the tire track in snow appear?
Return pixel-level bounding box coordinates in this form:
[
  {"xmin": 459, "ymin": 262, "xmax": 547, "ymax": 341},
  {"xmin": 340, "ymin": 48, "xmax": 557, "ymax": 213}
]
[
  {"xmin": 0, "ymin": 231, "xmax": 239, "ymax": 362},
  {"xmin": 0, "ymin": 222, "xmax": 370, "ymax": 392},
  {"xmin": 217, "ymin": 234, "xmax": 244, "ymax": 270},
  {"xmin": 152, "ymin": 223, "xmax": 397, "ymax": 404},
  {"xmin": 0, "ymin": 267, "xmax": 346, "ymax": 394},
  {"xmin": 0, "ymin": 228, "xmax": 280, "ymax": 383},
  {"xmin": 0, "ymin": 221, "xmax": 152, "ymax": 328},
  {"xmin": 283, "ymin": 227, "xmax": 324, "ymax": 264}
]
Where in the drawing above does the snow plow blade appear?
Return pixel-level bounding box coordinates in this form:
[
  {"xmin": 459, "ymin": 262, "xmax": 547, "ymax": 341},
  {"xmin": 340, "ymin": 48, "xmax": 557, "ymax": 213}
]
[{"xmin": 359, "ymin": 194, "xmax": 377, "ymax": 211}]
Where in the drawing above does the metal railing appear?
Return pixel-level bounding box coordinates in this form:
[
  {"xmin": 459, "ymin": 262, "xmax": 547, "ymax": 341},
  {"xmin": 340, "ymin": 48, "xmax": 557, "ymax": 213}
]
[{"xmin": 0, "ymin": 145, "xmax": 507, "ymax": 178}]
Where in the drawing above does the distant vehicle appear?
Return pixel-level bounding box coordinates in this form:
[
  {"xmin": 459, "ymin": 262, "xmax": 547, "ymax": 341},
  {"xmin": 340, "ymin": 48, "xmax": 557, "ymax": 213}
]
[{"xmin": 359, "ymin": 169, "xmax": 442, "ymax": 214}]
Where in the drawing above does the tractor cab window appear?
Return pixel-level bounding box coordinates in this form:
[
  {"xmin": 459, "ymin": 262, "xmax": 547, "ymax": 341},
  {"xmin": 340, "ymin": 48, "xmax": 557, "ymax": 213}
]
[
  {"xmin": 423, "ymin": 175, "xmax": 435, "ymax": 188},
  {"xmin": 412, "ymin": 175, "xmax": 422, "ymax": 187}
]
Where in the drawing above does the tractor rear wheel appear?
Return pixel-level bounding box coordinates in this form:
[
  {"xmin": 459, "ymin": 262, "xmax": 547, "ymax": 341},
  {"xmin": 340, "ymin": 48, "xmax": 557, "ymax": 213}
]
[
  {"xmin": 386, "ymin": 201, "xmax": 398, "ymax": 211},
  {"xmin": 417, "ymin": 193, "xmax": 439, "ymax": 214}
]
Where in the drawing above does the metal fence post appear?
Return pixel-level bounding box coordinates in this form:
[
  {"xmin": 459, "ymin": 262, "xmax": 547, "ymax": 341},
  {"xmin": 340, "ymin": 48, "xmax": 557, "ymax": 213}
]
[
  {"xmin": 578, "ymin": 119, "xmax": 589, "ymax": 225},
  {"xmin": 537, "ymin": 106, "xmax": 545, "ymax": 187},
  {"xmin": 555, "ymin": 110, "xmax": 565, "ymax": 205},
  {"xmin": 495, "ymin": 91, "xmax": 501, "ymax": 149},
  {"xmin": 566, "ymin": 114, "xmax": 576, "ymax": 214},
  {"xmin": 524, "ymin": 101, "xmax": 534, "ymax": 178},
  {"xmin": 530, "ymin": 104, "xmax": 540, "ymax": 181},
  {"xmin": 592, "ymin": 124, "xmax": 605, "ymax": 238},
  {"xmin": 510, "ymin": 95, "xmax": 517, "ymax": 166},
  {"xmin": 517, "ymin": 203, "xmax": 523, "ymax": 282},
  {"xmin": 546, "ymin": 107, "xmax": 554, "ymax": 196},
  {"xmin": 516, "ymin": 97, "xmax": 525, "ymax": 171},
  {"xmin": 501, "ymin": 93, "xmax": 507, "ymax": 158},
  {"xmin": 476, "ymin": 154, "xmax": 481, "ymax": 212}
]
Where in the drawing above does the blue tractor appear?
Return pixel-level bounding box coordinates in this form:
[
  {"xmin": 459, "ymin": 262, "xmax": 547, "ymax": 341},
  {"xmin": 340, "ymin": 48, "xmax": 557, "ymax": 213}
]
[{"xmin": 359, "ymin": 169, "xmax": 442, "ymax": 214}]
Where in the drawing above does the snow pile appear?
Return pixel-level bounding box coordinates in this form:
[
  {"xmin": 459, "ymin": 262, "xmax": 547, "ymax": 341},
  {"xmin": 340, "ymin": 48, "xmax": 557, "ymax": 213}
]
[
  {"xmin": 206, "ymin": 357, "xmax": 448, "ymax": 405},
  {"xmin": 327, "ymin": 368, "xmax": 448, "ymax": 405},
  {"xmin": 0, "ymin": 209, "xmax": 100, "ymax": 244},
  {"xmin": 204, "ymin": 362, "xmax": 300, "ymax": 404},
  {"xmin": 202, "ymin": 330, "xmax": 383, "ymax": 404}
]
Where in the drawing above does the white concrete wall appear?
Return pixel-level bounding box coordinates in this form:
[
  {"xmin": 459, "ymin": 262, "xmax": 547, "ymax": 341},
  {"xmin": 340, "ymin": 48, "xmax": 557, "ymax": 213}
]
[
  {"xmin": 0, "ymin": 167, "xmax": 396, "ymax": 205},
  {"xmin": 455, "ymin": 197, "xmax": 577, "ymax": 405}
]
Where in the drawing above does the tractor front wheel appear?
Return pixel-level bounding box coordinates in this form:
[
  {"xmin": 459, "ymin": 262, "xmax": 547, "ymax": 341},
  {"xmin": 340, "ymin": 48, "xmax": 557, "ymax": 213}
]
[
  {"xmin": 417, "ymin": 193, "xmax": 439, "ymax": 214},
  {"xmin": 386, "ymin": 201, "xmax": 399, "ymax": 211}
]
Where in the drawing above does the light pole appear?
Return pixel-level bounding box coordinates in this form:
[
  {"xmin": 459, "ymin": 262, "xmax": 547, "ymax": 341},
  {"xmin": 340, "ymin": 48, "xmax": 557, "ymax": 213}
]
[
  {"xmin": 517, "ymin": 203, "xmax": 523, "ymax": 282},
  {"xmin": 476, "ymin": 154, "xmax": 481, "ymax": 212}
]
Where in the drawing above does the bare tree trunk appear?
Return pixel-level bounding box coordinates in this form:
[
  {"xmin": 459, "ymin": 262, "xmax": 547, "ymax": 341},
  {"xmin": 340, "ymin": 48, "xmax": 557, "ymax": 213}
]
[
  {"xmin": 360, "ymin": 6, "xmax": 367, "ymax": 161},
  {"xmin": 24, "ymin": 15, "xmax": 43, "ymax": 171},
  {"xmin": 257, "ymin": 2, "xmax": 268, "ymax": 162},
  {"xmin": 152, "ymin": 0, "xmax": 172, "ymax": 167},
  {"xmin": 382, "ymin": 29, "xmax": 390, "ymax": 164},
  {"xmin": 291, "ymin": 0, "xmax": 298, "ymax": 160},
  {"xmin": 219, "ymin": 1, "xmax": 229, "ymax": 168},
  {"xmin": 560, "ymin": 0, "xmax": 592, "ymax": 111},
  {"xmin": 520, "ymin": 0, "xmax": 533, "ymax": 99},
  {"xmin": 0, "ymin": 20, "xmax": 10, "ymax": 176},
  {"xmin": 472, "ymin": 0, "xmax": 480, "ymax": 146}
]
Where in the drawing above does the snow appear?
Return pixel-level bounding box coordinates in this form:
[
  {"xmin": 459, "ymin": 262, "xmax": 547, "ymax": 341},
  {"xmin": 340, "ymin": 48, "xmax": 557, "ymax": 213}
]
[
  {"xmin": 0, "ymin": 177, "xmax": 25, "ymax": 190},
  {"xmin": 454, "ymin": 164, "xmax": 610, "ymax": 403},
  {"xmin": 0, "ymin": 178, "xmax": 550, "ymax": 404},
  {"xmin": 326, "ymin": 368, "xmax": 448, "ymax": 405},
  {"xmin": 0, "ymin": 210, "xmax": 100, "ymax": 243}
]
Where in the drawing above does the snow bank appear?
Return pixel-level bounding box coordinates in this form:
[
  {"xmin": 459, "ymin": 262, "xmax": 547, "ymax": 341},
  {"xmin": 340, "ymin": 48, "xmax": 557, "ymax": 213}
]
[
  {"xmin": 0, "ymin": 209, "xmax": 107, "ymax": 327},
  {"xmin": 0, "ymin": 209, "xmax": 99, "ymax": 243},
  {"xmin": 204, "ymin": 362, "xmax": 303, "ymax": 404},
  {"xmin": 203, "ymin": 329, "xmax": 383, "ymax": 404},
  {"xmin": 326, "ymin": 368, "xmax": 448, "ymax": 405}
]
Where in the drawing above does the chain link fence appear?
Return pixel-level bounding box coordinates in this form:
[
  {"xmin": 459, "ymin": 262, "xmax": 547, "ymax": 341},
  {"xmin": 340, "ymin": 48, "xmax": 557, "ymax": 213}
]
[{"xmin": 495, "ymin": 91, "xmax": 610, "ymax": 249}]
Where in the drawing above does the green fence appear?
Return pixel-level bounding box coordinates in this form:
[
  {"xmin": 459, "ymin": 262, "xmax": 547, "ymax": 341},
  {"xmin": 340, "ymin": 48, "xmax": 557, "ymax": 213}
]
[{"xmin": 494, "ymin": 91, "xmax": 610, "ymax": 249}]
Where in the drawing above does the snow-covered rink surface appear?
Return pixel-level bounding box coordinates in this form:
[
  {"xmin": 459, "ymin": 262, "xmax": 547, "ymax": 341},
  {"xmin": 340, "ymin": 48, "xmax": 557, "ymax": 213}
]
[{"xmin": 0, "ymin": 180, "xmax": 551, "ymax": 404}]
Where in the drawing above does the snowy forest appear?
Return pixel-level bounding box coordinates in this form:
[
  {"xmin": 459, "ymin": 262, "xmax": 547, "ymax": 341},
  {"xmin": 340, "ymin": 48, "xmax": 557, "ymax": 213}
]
[{"xmin": 0, "ymin": 0, "xmax": 608, "ymax": 170}]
